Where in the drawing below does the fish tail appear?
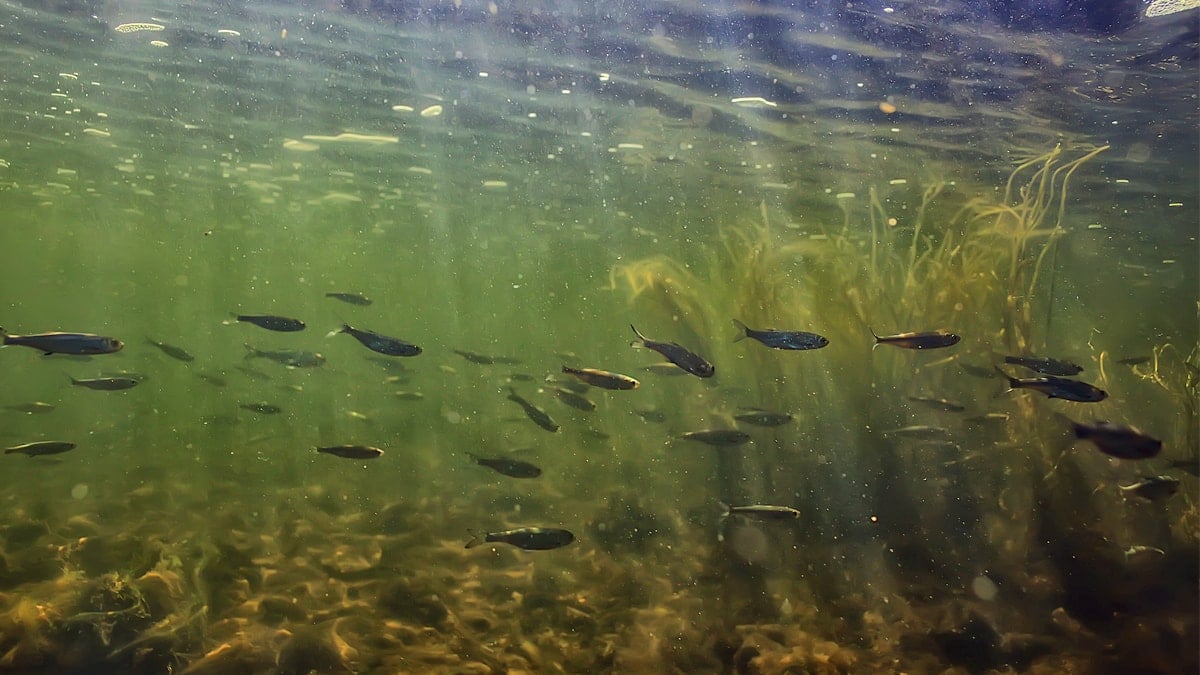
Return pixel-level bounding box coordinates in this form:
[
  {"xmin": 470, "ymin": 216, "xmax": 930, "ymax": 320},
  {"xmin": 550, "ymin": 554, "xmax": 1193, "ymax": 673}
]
[
  {"xmin": 718, "ymin": 501, "xmax": 732, "ymax": 518},
  {"xmin": 3, "ymin": 448, "xmax": 17, "ymax": 455},
  {"xmin": 242, "ymin": 343, "xmax": 259, "ymax": 360},
  {"xmin": 629, "ymin": 324, "xmax": 646, "ymax": 347},
  {"xmin": 464, "ymin": 530, "xmax": 482, "ymax": 549},
  {"xmin": 731, "ymin": 319, "xmax": 748, "ymax": 342},
  {"xmin": 561, "ymin": 365, "xmax": 577, "ymax": 375}
]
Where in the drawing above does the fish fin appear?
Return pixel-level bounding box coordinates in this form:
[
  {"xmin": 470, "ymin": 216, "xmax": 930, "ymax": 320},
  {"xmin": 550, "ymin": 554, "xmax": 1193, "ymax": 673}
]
[
  {"xmin": 464, "ymin": 530, "xmax": 482, "ymax": 549},
  {"xmin": 731, "ymin": 319, "xmax": 749, "ymax": 342}
]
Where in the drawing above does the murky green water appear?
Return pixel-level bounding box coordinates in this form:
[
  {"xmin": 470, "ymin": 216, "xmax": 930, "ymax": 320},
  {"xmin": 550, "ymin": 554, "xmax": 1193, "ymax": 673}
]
[{"xmin": 0, "ymin": 1, "xmax": 1196, "ymax": 673}]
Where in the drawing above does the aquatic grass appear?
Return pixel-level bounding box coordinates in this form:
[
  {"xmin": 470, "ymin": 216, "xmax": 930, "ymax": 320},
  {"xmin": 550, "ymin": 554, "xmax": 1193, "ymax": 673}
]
[{"xmin": 608, "ymin": 143, "xmax": 1114, "ymax": 620}]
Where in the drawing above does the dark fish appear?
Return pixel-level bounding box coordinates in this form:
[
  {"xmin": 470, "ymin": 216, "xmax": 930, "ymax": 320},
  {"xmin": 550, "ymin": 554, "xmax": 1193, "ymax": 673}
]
[
  {"xmin": 680, "ymin": 429, "xmax": 751, "ymax": 446},
  {"xmin": 995, "ymin": 367, "xmax": 1107, "ymax": 403},
  {"xmin": 240, "ymin": 403, "xmax": 282, "ymax": 415},
  {"xmin": 317, "ymin": 445, "xmax": 383, "ymax": 460},
  {"xmin": 465, "ymin": 527, "xmax": 574, "ymax": 550},
  {"xmin": 234, "ymin": 365, "xmax": 272, "ymax": 381},
  {"xmin": 959, "ymin": 363, "xmax": 996, "ymax": 379},
  {"xmin": 1119, "ymin": 475, "xmax": 1180, "ymax": 501},
  {"xmin": 233, "ymin": 314, "xmax": 306, "ymax": 332},
  {"xmin": 145, "ymin": 337, "xmax": 194, "ymax": 362},
  {"xmin": 4, "ymin": 441, "xmax": 76, "ymax": 456},
  {"xmin": 4, "ymin": 402, "xmax": 56, "ymax": 414},
  {"xmin": 720, "ymin": 502, "xmax": 801, "ymax": 520},
  {"xmin": 325, "ymin": 292, "xmax": 372, "ymax": 306},
  {"xmin": 908, "ymin": 396, "xmax": 966, "ymax": 413},
  {"xmin": 631, "ymin": 408, "xmax": 668, "ymax": 423},
  {"xmin": 545, "ymin": 375, "xmax": 590, "ymax": 394},
  {"xmin": 1071, "ymin": 420, "xmax": 1162, "ymax": 460},
  {"xmin": 883, "ymin": 425, "xmax": 953, "ymax": 441},
  {"xmin": 69, "ymin": 375, "xmax": 140, "ymax": 391},
  {"xmin": 548, "ymin": 386, "xmax": 596, "ymax": 412},
  {"xmin": 561, "ymin": 366, "xmax": 640, "ymax": 390},
  {"xmin": 732, "ymin": 319, "xmax": 829, "ymax": 351},
  {"xmin": 245, "ymin": 344, "xmax": 326, "ymax": 368},
  {"xmin": 454, "ymin": 349, "xmax": 522, "ymax": 365},
  {"xmin": 630, "ymin": 325, "xmax": 714, "ymax": 378},
  {"xmin": 1168, "ymin": 459, "xmax": 1199, "ymax": 476},
  {"xmin": 733, "ymin": 407, "xmax": 794, "ymax": 427},
  {"xmin": 466, "ymin": 452, "xmax": 543, "ymax": 478},
  {"xmin": 1117, "ymin": 355, "xmax": 1151, "ymax": 366},
  {"xmin": 870, "ymin": 328, "xmax": 960, "ymax": 350},
  {"xmin": 509, "ymin": 373, "xmax": 537, "ymax": 382},
  {"xmin": 197, "ymin": 373, "xmax": 228, "ymax": 387},
  {"xmin": 1, "ymin": 329, "xmax": 123, "ymax": 355},
  {"xmin": 1004, "ymin": 355, "xmax": 1083, "ymax": 377},
  {"xmin": 338, "ymin": 324, "xmax": 420, "ymax": 357},
  {"xmin": 506, "ymin": 387, "xmax": 559, "ymax": 432},
  {"xmin": 582, "ymin": 428, "xmax": 611, "ymax": 440}
]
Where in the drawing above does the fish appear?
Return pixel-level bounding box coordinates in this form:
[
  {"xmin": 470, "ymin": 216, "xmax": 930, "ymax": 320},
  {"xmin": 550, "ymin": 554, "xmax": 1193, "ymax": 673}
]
[
  {"xmin": 959, "ymin": 363, "xmax": 996, "ymax": 379},
  {"xmin": 679, "ymin": 429, "xmax": 751, "ymax": 446},
  {"xmin": 465, "ymin": 527, "xmax": 575, "ymax": 550},
  {"xmin": 1003, "ymin": 355, "xmax": 1083, "ymax": 377},
  {"xmin": 719, "ymin": 502, "xmax": 801, "ymax": 520},
  {"xmin": 630, "ymin": 325, "xmax": 714, "ymax": 378},
  {"xmin": 544, "ymin": 375, "xmax": 590, "ymax": 394},
  {"xmin": 561, "ymin": 366, "xmax": 640, "ymax": 390},
  {"xmin": 245, "ymin": 344, "xmax": 326, "ymax": 368},
  {"xmin": 317, "ymin": 445, "xmax": 384, "ymax": 460},
  {"xmin": 466, "ymin": 452, "xmax": 543, "ymax": 478},
  {"xmin": 506, "ymin": 387, "xmax": 559, "ymax": 432},
  {"xmin": 231, "ymin": 314, "xmax": 305, "ymax": 332},
  {"xmin": 235, "ymin": 364, "xmax": 272, "ymax": 381},
  {"xmin": 1119, "ymin": 475, "xmax": 1180, "ymax": 501},
  {"xmin": 336, "ymin": 324, "xmax": 421, "ymax": 357},
  {"xmin": 454, "ymin": 350, "xmax": 522, "ymax": 365},
  {"xmin": 732, "ymin": 319, "xmax": 829, "ymax": 351},
  {"xmin": 4, "ymin": 441, "xmax": 76, "ymax": 456},
  {"xmin": 907, "ymin": 396, "xmax": 966, "ymax": 413},
  {"xmin": 393, "ymin": 391, "xmax": 425, "ymax": 401},
  {"xmin": 965, "ymin": 412, "xmax": 1010, "ymax": 425},
  {"xmin": 69, "ymin": 375, "xmax": 140, "ymax": 391},
  {"xmin": 883, "ymin": 425, "xmax": 953, "ymax": 441},
  {"xmin": 994, "ymin": 367, "xmax": 1107, "ymax": 403},
  {"xmin": 641, "ymin": 362, "xmax": 688, "ymax": 377},
  {"xmin": 631, "ymin": 408, "xmax": 668, "ymax": 423},
  {"xmin": 548, "ymin": 386, "xmax": 596, "ymax": 412},
  {"xmin": 325, "ymin": 292, "xmax": 372, "ymax": 306},
  {"xmin": 4, "ymin": 402, "xmax": 56, "ymax": 414},
  {"xmin": 733, "ymin": 407, "xmax": 794, "ymax": 427},
  {"xmin": 508, "ymin": 373, "xmax": 537, "ymax": 382},
  {"xmin": 197, "ymin": 373, "xmax": 228, "ymax": 387},
  {"xmin": 870, "ymin": 328, "xmax": 960, "ymax": 350},
  {"xmin": 1116, "ymin": 356, "xmax": 1151, "ymax": 366},
  {"xmin": 1070, "ymin": 420, "xmax": 1162, "ymax": 460},
  {"xmin": 240, "ymin": 403, "xmax": 282, "ymax": 415},
  {"xmin": 1168, "ymin": 459, "xmax": 1199, "ymax": 476},
  {"xmin": 1, "ymin": 329, "xmax": 123, "ymax": 355},
  {"xmin": 145, "ymin": 337, "xmax": 194, "ymax": 362}
]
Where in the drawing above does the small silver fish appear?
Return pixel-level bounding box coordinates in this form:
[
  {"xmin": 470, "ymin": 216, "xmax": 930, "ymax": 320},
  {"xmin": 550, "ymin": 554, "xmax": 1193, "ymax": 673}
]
[
  {"xmin": 720, "ymin": 502, "xmax": 801, "ymax": 520},
  {"xmin": 4, "ymin": 441, "xmax": 76, "ymax": 456},
  {"xmin": 69, "ymin": 375, "xmax": 140, "ymax": 391}
]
